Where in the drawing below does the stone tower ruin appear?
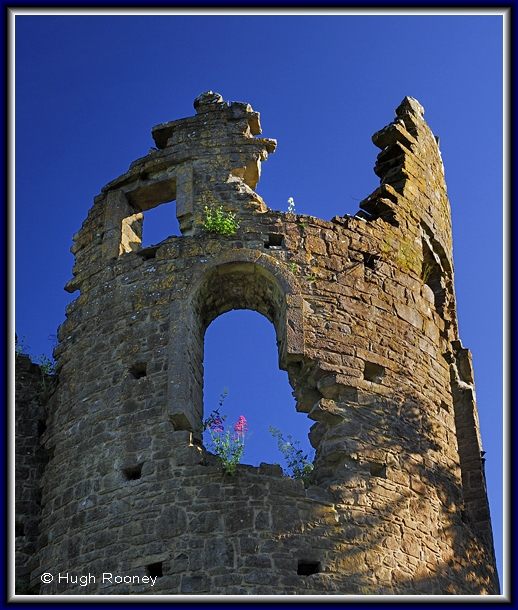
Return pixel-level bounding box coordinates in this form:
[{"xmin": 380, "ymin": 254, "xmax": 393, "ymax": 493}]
[{"xmin": 16, "ymin": 92, "xmax": 499, "ymax": 595}]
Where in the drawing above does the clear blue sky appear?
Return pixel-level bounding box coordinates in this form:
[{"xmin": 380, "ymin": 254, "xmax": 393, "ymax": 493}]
[{"xmin": 13, "ymin": 11, "xmax": 505, "ymax": 589}]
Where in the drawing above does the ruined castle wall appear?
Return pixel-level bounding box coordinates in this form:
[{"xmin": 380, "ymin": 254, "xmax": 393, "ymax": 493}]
[
  {"xmin": 14, "ymin": 353, "xmax": 51, "ymax": 593},
  {"xmin": 19, "ymin": 93, "xmax": 499, "ymax": 595}
]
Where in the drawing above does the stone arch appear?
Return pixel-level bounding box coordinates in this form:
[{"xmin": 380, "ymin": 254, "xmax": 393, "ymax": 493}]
[{"xmin": 166, "ymin": 251, "xmax": 305, "ymax": 434}]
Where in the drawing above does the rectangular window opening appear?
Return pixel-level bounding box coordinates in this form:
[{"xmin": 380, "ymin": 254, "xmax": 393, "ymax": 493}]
[
  {"xmin": 129, "ymin": 362, "xmax": 147, "ymax": 379},
  {"xmin": 297, "ymin": 560, "xmax": 321, "ymax": 576},
  {"xmin": 363, "ymin": 361, "xmax": 386, "ymax": 384},
  {"xmin": 140, "ymin": 245, "xmax": 159, "ymax": 260},
  {"xmin": 123, "ymin": 464, "xmax": 143, "ymax": 481},
  {"xmin": 142, "ymin": 200, "xmax": 180, "ymax": 248},
  {"xmin": 369, "ymin": 462, "xmax": 387, "ymax": 478},
  {"xmin": 363, "ymin": 252, "xmax": 379, "ymax": 270},
  {"xmin": 264, "ymin": 234, "xmax": 284, "ymax": 249},
  {"xmin": 146, "ymin": 562, "xmax": 163, "ymax": 578}
]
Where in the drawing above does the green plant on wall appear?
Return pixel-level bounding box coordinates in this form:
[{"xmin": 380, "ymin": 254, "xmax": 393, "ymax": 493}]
[
  {"xmin": 203, "ymin": 206, "xmax": 240, "ymax": 235},
  {"xmin": 396, "ymin": 244, "xmax": 419, "ymax": 272},
  {"xmin": 269, "ymin": 426, "xmax": 314, "ymax": 488},
  {"xmin": 15, "ymin": 335, "xmax": 28, "ymax": 358},
  {"xmin": 203, "ymin": 389, "xmax": 248, "ymax": 476},
  {"xmin": 15, "ymin": 335, "xmax": 57, "ymax": 401},
  {"xmin": 37, "ymin": 354, "xmax": 56, "ymax": 401}
]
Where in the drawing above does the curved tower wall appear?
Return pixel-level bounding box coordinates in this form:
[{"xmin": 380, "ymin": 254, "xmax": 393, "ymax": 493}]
[{"xmin": 24, "ymin": 92, "xmax": 498, "ymax": 595}]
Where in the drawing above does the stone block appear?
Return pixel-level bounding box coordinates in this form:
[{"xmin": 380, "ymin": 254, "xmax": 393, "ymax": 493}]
[
  {"xmin": 155, "ymin": 506, "xmax": 187, "ymax": 539},
  {"xmin": 271, "ymin": 504, "xmax": 303, "ymax": 533},
  {"xmin": 308, "ymin": 398, "xmax": 346, "ymax": 424},
  {"xmin": 223, "ymin": 507, "xmax": 254, "ymax": 532},
  {"xmin": 204, "ymin": 538, "xmax": 234, "ymax": 568},
  {"xmin": 180, "ymin": 574, "xmax": 211, "ymax": 594}
]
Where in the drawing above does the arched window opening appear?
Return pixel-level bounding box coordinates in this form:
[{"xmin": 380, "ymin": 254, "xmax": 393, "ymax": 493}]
[
  {"xmin": 203, "ymin": 310, "xmax": 314, "ymax": 472},
  {"xmin": 421, "ymin": 239, "xmax": 446, "ymax": 316}
]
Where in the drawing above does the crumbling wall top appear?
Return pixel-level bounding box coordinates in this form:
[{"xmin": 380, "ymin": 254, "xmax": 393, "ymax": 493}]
[{"xmin": 150, "ymin": 90, "xmax": 269, "ymax": 150}]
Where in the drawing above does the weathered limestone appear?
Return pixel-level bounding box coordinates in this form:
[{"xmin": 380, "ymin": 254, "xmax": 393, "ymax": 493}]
[{"xmin": 15, "ymin": 93, "xmax": 499, "ymax": 595}]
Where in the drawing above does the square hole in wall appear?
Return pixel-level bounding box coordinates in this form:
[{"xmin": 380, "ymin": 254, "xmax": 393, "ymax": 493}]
[
  {"xmin": 363, "ymin": 252, "xmax": 379, "ymax": 270},
  {"xmin": 264, "ymin": 234, "xmax": 284, "ymax": 249},
  {"xmin": 122, "ymin": 464, "xmax": 143, "ymax": 481},
  {"xmin": 369, "ymin": 462, "xmax": 387, "ymax": 478},
  {"xmin": 129, "ymin": 362, "xmax": 147, "ymax": 379},
  {"xmin": 297, "ymin": 560, "xmax": 321, "ymax": 576},
  {"xmin": 15, "ymin": 521, "xmax": 25, "ymax": 537},
  {"xmin": 142, "ymin": 200, "xmax": 180, "ymax": 247},
  {"xmin": 140, "ymin": 245, "xmax": 159, "ymax": 260},
  {"xmin": 146, "ymin": 562, "xmax": 163, "ymax": 578},
  {"xmin": 363, "ymin": 361, "xmax": 386, "ymax": 384}
]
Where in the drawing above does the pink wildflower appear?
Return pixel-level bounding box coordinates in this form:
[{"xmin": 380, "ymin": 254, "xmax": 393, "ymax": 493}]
[{"xmin": 234, "ymin": 416, "xmax": 248, "ymax": 437}]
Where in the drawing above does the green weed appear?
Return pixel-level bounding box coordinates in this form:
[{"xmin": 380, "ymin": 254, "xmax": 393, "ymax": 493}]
[
  {"xmin": 203, "ymin": 206, "xmax": 240, "ymax": 235},
  {"xmin": 269, "ymin": 426, "xmax": 314, "ymax": 487}
]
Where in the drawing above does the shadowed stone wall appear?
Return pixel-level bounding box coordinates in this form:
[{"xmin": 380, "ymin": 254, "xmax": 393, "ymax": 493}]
[
  {"xmin": 14, "ymin": 352, "xmax": 52, "ymax": 593},
  {"xmin": 16, "ymin": 92, "xmax": 499, "ymax": 595}
]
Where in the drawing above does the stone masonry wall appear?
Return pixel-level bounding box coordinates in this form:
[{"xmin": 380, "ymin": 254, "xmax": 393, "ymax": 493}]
[
  {"xmin": 14, "ymin": 352, "xmax": 52, "ymax": 594},
  {"xmin": 17, "ymin": 93, "xmax": 499, "ymax": 595}
]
